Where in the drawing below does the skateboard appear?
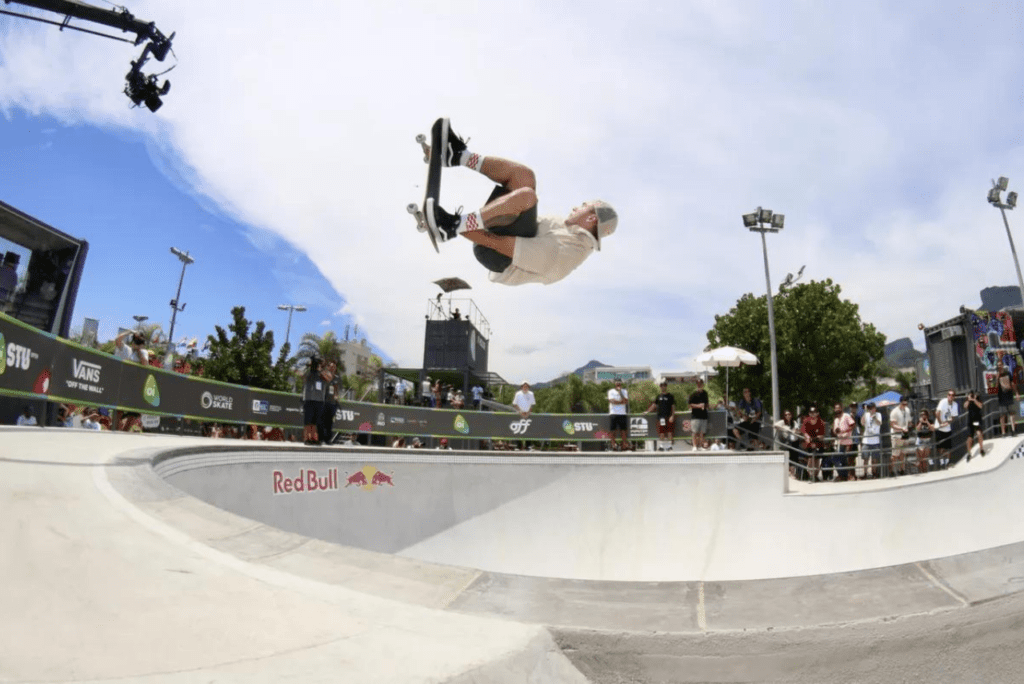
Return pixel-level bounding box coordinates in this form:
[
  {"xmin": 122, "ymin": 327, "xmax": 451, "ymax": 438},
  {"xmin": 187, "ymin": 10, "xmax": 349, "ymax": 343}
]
[{"xmin": 406, "ymin": 118, "xmax": 448, "ymax": 253}]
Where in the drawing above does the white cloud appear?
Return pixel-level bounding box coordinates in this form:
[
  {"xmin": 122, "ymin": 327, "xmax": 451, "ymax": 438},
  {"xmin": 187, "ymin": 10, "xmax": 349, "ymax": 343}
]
[{"xmin": 2, "ymin": 1, "xmax": 1024, "ymax": 383}]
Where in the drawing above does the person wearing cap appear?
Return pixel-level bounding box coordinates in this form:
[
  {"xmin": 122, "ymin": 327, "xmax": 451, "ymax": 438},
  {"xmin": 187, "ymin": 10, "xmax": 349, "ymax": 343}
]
[
  {"xmin": 0, "ymin": 251, "xmax": 19, "ymax": 311},
  {"xmin": 645, "ymin": 381, "xmax": 676, "ymax": 451},
  {"xmin": 426, "ymin": 119, "xmax": 618, "ymax": 286},
  {"xmin": 513, "ymin": 381, "xmax": 536, "ymax": 419},
  {"xmin": 436, "ymin": 437, "xmax": 452, "ymax": 450}
]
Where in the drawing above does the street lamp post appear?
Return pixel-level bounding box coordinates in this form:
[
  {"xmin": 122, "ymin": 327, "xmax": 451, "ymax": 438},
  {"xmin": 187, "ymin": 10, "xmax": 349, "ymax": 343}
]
[
  {"xmin": 277, "ymin": 304, "xmax": 307, "ymax": 349},
  {"xmin": 167, "ymin": 247, "xmax": 195, "ymax": 359},
  {"xmin": 987, "ymin": 176, "xmax": 1023, "ymax": 307},
  {"xmin": 742, "ymin": 207, "xmax": 785, "ymax": 448}
]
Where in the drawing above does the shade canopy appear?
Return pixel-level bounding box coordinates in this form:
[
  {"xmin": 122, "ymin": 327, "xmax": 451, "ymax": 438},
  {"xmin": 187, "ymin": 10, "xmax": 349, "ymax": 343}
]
[
  {"xmin": 696, "ymin": 346, "xmax": 759, "ymax": 368},
  {"xmin": 433, "ymin": 277, "xmax": 471, "ymax": 293}
]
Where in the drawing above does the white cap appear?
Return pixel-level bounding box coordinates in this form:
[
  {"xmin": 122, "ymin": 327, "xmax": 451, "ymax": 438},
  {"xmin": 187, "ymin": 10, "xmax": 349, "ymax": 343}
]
[{"xmin": 589, "ymin": 200, "xmax": 618, "ymax": 250}]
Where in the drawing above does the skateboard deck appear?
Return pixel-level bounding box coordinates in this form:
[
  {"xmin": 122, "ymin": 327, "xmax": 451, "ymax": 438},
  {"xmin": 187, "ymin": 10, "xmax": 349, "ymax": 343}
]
[{"xmin": 406, "ymin": 118, "xmax": 447, "ymax": 253}]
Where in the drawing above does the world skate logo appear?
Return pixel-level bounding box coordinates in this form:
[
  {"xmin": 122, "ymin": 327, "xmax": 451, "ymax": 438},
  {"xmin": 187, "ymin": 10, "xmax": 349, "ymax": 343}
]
[{"xmin": 454, "ymin": 414, "xmax": 470, "ymax": 434}]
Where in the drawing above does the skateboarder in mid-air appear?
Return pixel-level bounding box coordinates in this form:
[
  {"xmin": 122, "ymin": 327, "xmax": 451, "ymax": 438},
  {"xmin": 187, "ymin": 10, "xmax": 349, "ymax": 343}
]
[{"xmin": 425, "ymin": 119, "xmax": 618, "ymax": 286}]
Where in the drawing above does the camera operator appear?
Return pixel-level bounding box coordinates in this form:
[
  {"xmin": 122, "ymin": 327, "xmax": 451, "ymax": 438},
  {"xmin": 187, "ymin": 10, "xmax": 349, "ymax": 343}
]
[
  {"xmin": 319, "ymin": 360, "xmax": 340, "ymax": 445},
  {"xmin": 302, "ymin": 356, "xmax": 326, "ymax": 445},
  {"xmin": 114, "ymin": 330, "xmax": 150, "ymax": 365}
]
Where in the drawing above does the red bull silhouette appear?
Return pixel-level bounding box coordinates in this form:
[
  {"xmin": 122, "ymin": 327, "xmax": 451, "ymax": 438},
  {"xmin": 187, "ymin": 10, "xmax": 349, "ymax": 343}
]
[
  {"xmin": 345, "ymin": 471, "xmax": 368, "ymax": 488},
  {"xmin": 371, "ymin": 470, "xmax": 395, "ymax": 487}
]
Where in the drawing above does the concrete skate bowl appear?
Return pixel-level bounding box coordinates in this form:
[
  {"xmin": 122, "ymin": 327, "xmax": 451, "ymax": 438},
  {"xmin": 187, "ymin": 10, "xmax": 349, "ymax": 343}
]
[{"xmin": 148, "ymin": 440, "xmax": 1024, "ymax": 682}]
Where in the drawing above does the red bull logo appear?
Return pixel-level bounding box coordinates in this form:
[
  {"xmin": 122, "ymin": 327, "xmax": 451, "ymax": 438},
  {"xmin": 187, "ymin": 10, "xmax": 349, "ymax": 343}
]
[
  {"xmin": 273, "ymin": 469, "xmax": 339, "ymax": 494},
  {"xmin": 344, "ymin": 465, "xmax": 397, "ymax": 491}
]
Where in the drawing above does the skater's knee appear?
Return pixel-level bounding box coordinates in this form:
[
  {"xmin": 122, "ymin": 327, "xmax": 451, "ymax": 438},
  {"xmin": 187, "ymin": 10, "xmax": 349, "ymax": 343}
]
[
  {"xmin": 508, "ymin": 166, "xmax": 536, "ymax": 191},
  {"xmin": 515, "ymin": 186, "xmax": 538, "ymax": 210}
]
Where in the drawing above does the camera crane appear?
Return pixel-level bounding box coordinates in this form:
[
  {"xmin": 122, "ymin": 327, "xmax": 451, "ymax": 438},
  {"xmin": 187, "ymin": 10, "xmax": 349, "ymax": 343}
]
[{"xmin": 1, "ymin": 0, "xmax": 175, "ymax": 111}]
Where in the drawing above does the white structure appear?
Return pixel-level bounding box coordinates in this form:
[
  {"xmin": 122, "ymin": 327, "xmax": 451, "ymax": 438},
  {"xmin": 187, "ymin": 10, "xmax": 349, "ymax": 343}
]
[
  {"xmin": 338, "ymin": 338, "xmax": 375, "ymax": 377},
  {"xmin": 583, "ymin": 365, "xmax": 652, "ymax": 384}
]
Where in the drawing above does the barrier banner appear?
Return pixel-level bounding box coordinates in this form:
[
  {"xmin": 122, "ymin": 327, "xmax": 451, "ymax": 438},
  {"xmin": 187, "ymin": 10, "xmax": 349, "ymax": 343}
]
[
  {"xmin": 327, "ymin": 404, "xmax": 724, "ymax": 442},
  {"xmin": 0, "ymin": 313, "xmax": 53, "ymax": 397},
  {"xmin": 2, "ymin": 313, "xmax": 732, "ymax": 441},
  {"xmin": 49, "ymin": 342, "xmax": 122, "ymax": 406},
  {"xmin": 248, "ymin": 387, "xmax": 303, "ymax": 426}
]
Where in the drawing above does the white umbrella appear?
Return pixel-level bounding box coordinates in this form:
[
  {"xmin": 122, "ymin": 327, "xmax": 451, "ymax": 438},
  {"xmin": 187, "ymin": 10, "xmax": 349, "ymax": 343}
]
[{"xmin": 696, "ymin": 346, "xmax": 759, "ymax": 404}]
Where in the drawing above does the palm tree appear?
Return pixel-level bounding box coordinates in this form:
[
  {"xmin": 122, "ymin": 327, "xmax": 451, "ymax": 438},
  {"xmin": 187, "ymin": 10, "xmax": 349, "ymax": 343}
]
[{"xmin": 296, "ymin": 331, "xmax": 344, "ymax": 368}]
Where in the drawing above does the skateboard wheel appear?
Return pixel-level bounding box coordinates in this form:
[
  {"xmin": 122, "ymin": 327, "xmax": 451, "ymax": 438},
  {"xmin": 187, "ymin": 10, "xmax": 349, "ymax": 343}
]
[
  {"xmin": 406, "ymin": 203, "xmax": 418, "ymax": 213},
  {"xmin": 415, "ymin": 134, "xmax": 426, "ymax": 143}
]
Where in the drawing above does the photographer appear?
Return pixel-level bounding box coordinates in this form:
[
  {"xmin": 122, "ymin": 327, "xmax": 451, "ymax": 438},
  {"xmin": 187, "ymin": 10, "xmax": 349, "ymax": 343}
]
[
  {"xmin": 319, "ymin": 361, "xmax": 340, "ymax": 446},
  {"xmin": 302, "ymin": 356, "xmax": 326, "ymax": 445},
  {"xmin": 114, "ymin": 330, "xmax": 150, "ymax": 365},
  {"xmin": 113, "ymin": 330, "xmax": 149, "ymax": 431}
]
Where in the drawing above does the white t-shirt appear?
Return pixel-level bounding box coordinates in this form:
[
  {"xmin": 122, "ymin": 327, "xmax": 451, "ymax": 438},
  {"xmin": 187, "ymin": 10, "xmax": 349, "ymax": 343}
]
[
  {"xmin": 513, "ymin": 389, "xmax": 536, "ymax": 413},
  {"xmin": 608, "ymin": 387, "xmax": 628, "ymax": 415},
  {"xmin": 935, "ymin": 398, "xmax": 959, "ymax": 433},
  {"xmin": 491, "ymin": 216, "xmax": 598, "ymax": 286},
  {"xmin": 889, "ymin": 405, "xmax": 912, "ymax": 433},
  {"xmin": 862, "ymin": 411, "xmax": 881, "ymax": 445},
  {"xmin": 115, "ymin": 343, "xmax": 150, "ymax": 366}
]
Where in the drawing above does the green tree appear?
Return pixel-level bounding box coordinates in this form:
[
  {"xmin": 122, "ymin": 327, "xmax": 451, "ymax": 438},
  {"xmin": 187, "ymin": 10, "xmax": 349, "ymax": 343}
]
[
  {"xmin": 706, "ymin": 279, "xmax": 886, "ymax": 414},
  {"xmin": 203, "ymin": 306, "xmax": 294, "ymax": 391},
  {"xmin": 534, "ymin": 374, "xmax": 605, "ymax": 413}
]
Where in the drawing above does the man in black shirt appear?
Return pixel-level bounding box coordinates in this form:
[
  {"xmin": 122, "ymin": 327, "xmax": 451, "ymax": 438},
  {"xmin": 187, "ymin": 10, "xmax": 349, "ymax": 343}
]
[
  {"xmin": 645, "ymin": 381, "xmax": 676, "ymax": 451},
  {"xmin": 688, "ymin": 378, "xmax": 710, "ymax": 450}
]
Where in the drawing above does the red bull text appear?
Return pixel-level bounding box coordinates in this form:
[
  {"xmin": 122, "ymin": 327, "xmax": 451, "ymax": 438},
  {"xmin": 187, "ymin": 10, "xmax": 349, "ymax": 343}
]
[{"xmin": 272, "ymin": 469, "xmax": 339, "ymax": 494}]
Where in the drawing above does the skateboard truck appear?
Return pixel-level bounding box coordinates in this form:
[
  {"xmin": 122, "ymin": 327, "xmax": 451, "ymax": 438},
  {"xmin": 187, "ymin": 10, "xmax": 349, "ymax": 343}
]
[
  {"xmin": 407, "ymin": 203, "xmax": 427, "ymax": 233},
  {"xmin": 416, "ymin": 133, "xmax": 429, "ymax": 163}
]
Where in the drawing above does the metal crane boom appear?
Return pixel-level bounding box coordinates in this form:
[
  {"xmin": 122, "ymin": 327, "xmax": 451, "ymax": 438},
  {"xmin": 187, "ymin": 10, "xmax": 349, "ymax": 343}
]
[{"xmin": 3, "ymin": 0, "xmax": 175, "ymax": 110}]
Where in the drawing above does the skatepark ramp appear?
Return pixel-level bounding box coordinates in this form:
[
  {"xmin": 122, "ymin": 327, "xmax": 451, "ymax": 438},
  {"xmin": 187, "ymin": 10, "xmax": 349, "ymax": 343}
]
[{"xmin": 155, "ymin": 443, "xmax": 1024, "ymax": 582}]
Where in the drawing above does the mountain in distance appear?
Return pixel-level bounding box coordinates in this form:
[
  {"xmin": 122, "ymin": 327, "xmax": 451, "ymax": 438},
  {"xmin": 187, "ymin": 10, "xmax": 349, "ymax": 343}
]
[{"xmin": 531, "ymin": 359, "xmax": 608, "ymax": 389}]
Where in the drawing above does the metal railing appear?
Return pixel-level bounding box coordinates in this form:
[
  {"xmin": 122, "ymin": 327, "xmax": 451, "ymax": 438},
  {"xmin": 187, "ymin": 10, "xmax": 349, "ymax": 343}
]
[{"xmin": 771, "ymin": 407, "xmax": 1002, "ymax": 482}]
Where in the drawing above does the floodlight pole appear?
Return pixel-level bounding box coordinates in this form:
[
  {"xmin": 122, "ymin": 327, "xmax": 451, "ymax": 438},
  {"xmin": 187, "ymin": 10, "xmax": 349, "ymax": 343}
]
[
  {"xmin": 167, "ymin": 247, "xmax": 194, "ymax": 358},
  {"xmin": 990, "ymin": 178, "xmax": 1024, "ymax": 307},
  {"xmin": 998, "ymin": 205, "xmax": 1024, "ymax": 306},
  {"xmin": 277, "ymin": 304, "xmax": 307, "ymax": 349},
  {"xmin": 745, "ymin": 207, "xmax": 783, "ymax": 453}
]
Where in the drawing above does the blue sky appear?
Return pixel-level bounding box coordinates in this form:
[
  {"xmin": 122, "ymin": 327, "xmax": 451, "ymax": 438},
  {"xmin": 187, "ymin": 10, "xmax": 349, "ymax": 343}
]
[
  {"xmin": 0, "ymin": 110, "xmax": 356, "ymax": 354},
  {"xmin": 2, "ymin": 1, "xmax": 1024, "ymax": 383}
]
